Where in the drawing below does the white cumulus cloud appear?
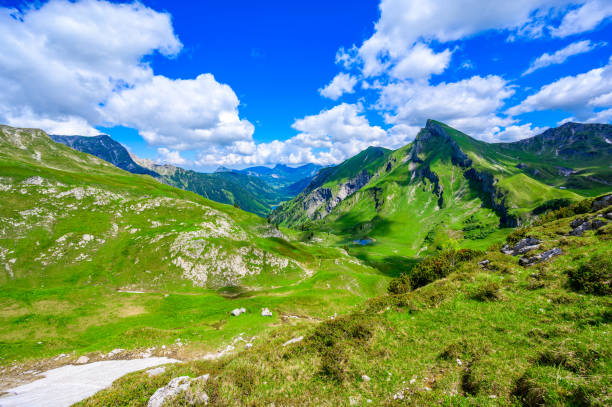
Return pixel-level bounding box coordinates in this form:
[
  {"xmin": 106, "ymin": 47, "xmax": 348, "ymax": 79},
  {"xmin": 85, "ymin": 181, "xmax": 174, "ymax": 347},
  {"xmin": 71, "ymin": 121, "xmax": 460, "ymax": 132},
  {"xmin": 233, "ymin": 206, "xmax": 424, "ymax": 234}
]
[
  {"xmin": 508, "ymin": 56, "xmax": 612, "ymax": 120},
  {"xmin": 0, "ymin": 0, "xmax": 254, "ymax": 153},
  {"xmin": 319, "ymin": 73, "xmax": 358, "ymax": 100},
  {"xmin": 550, "ymin": 0, "xmax": 612, "ymax": 38},
  {"xmin": 102, "ymin": 74, "xmax": 254, "ymax": 150},
  {"xmin": 523, "ymin": 40, "xmax": 605, "ymax": 75}
]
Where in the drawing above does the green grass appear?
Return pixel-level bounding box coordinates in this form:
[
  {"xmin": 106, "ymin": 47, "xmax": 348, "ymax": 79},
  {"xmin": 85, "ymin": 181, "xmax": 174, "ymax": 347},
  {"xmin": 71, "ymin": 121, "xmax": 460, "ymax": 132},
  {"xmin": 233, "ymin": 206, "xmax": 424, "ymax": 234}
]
[
  {"xmin": 0, "ymin": 125, "xmax": 390, "ymax": 364},
  {"xmin": 79, "ymin": 195, "xmax": 612, "ymax": 406}
]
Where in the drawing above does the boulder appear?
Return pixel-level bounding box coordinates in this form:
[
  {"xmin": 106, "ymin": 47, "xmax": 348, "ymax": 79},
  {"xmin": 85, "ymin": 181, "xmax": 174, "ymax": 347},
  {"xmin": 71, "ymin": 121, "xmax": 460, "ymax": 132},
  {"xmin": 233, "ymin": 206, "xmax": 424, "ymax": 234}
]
[
  {"xmin": 570, "ymin": 221, "xmax": 591, "ymax": 236},
  {"xmin": 570, "ymin": 218, "xmax": 587, "ymax": 228},
  {"xmin": 75, "ymin": 356, "xmax": 89, "ymax": 364},
  {"xmin": 261, "ymin": 307, "xmax": 273, "ymax": 317},
  {"xmin": 230, "ymin": 307, "xmax": 246, "ymax": 316},
  {"xmin": 591, "ymin": 219, "xmax": 608, "ymax": 229},
  {"xmin": 146, "ymin": 366, "xmax": 166, "ymax": 377},
  {"xmin": 501, "ymin": 237, "xmax": 541, "ymax": 256},
  {"xmin": 519, "ymin": 248, "xmax": 562, "ymax": 267},
  {"xmin": 478, "ymin": 259, "xmax": 490, "ymax": 268},
  {"xmin": 592, "ymin": 194, "xmax": 612, "ymax": 211},
  {"xmin": 148, "ymin": 376, "xmax": 191, "ymax": 407}
]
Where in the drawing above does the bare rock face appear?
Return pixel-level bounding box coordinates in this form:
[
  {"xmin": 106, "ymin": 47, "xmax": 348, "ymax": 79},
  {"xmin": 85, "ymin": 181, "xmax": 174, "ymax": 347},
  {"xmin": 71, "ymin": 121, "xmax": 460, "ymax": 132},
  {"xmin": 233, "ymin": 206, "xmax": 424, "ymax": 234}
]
[
  {"xmin": 501, "ymin": 237, "xmax": 541, "ymax": 256},
  {"xmin": 519, "ymin": 248, "xmax": 562, "ymax": 267}
]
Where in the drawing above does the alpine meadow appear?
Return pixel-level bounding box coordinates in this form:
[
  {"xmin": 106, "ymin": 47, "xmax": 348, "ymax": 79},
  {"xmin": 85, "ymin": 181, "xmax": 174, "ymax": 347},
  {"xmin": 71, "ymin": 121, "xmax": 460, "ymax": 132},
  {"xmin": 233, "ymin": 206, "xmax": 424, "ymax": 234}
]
[{"xmin": 0, "ymin": 1, "xmax": 611, "ymax": 406}]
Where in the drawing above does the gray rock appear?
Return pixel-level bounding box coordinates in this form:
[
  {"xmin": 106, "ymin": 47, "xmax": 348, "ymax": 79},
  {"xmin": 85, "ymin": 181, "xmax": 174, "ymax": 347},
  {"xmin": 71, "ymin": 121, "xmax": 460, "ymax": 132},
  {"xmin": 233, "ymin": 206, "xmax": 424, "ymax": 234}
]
[
  {"xmin": 478, "ymin": 259, "xmax": 490, "ymax": 268},
  {"xmin": 146, "ymin": 366, "xmax": 166, "ymax": 377},
  {"xmin": 501, "ymin": 237, "xmax": 541, "ymax": 256},
  {"xmin": 519, "ymin": 248, "xmax": 562, "ymax": 267},
  {"xmin": 570, "ymin": 218, "xmax": 587, "ymax": 228},
  {"xmin": 148, "ymin": 376, "xmax": 191, "ymax": 407},
  {"xmin": 230, "ymin": 307, "xmax": 246, "ymax": 316},
  {"xmin": 261, "ymin": 307, "xmax": 273, "ymax": 317},
  {"xmin": 75, "ymin": 356, "xmax": 89, "ymax": 364},
  {"xmin": 592, "ymin": 194, "xmax": 612, "ymax": 211},
  {"xmin": 591, "ymin": 219, "xmax": 608, "ymax": 229}
]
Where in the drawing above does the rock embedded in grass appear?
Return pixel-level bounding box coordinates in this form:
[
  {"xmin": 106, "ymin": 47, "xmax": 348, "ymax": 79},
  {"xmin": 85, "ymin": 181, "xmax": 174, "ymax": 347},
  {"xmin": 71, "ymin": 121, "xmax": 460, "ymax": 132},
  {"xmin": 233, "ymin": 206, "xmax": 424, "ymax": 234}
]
[
  {"xmin": 502, "ymin": 237, "xmax": 541, "ymax": 256},
  {"xmin": 261, "ymin": 307, "xmax": 273, "ymax": 316},
  {"xmin": 230, "ymin": 307, "xmax": 246, "ymax": 316},
  {"xmin": 519, "ymin": 248, "xmax": 562, "ymax": 266}
]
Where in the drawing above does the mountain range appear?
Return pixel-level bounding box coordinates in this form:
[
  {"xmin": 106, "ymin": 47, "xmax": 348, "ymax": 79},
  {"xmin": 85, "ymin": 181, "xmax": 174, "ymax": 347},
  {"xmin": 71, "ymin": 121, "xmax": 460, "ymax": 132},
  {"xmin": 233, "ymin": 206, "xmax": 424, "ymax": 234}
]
[
  {"xmin": 270, "ymin": 120, "xmax": 610, "ymax": 270},
  {"xmin": 1, "ymin": 120, "xmax": 610, "ymax": 406},
  {"xmin": 50, "ymin": 134, "xmax": 319, "ymax": 217}
]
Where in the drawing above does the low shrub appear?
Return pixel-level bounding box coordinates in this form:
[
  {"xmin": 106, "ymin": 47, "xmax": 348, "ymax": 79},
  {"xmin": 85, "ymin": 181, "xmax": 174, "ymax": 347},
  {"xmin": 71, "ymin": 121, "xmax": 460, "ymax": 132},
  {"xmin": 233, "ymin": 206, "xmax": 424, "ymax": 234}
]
[
  {"xmin": 567, "ymin": 254, "xmax": 611, "ymax": 295},
  {"xmin": 388, "ymin": 249, "xmax": 484, "ymax": 293},
  {"xmin": 472, "ymin": 282, "xmax": 501, "ymax": 301},
  {"xmin": 387, "ymin": 273, "xmax": 411, "ymax": 295}
]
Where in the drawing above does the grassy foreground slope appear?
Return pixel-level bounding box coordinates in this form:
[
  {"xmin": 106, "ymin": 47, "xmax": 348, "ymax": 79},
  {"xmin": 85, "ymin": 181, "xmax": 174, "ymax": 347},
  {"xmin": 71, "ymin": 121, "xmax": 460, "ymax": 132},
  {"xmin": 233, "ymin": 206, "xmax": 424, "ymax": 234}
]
[
  {"xmin": 81, "ymin": 194, "xmax": 611, "ymax": 406},
  {"xmin": 0, "ymin": 125, "xmax": 388, "ymax": 364}
]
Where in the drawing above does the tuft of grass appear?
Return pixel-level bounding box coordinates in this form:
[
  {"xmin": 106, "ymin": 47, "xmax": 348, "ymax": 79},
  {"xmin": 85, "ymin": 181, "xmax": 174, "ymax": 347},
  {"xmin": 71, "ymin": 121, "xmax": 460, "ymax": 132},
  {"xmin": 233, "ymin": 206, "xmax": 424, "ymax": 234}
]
[{"xmin": 567, "ymin": 254, "xmax": 611, "ymax": 295}]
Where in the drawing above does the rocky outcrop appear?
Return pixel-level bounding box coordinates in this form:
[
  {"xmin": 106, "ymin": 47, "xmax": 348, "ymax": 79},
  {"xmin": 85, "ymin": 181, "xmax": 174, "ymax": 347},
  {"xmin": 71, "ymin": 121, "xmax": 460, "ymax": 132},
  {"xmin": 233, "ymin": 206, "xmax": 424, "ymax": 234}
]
[
  {"xmin": 415, "ymin": 165, "xmax": 444, "ymax": 208},
  {"xmin": 301, "ymin": 170, "xmax": 372, "ymax": 220},
  {"xmin": 501, "ymin": 237, "xmax": 541, "ymax": 256},
  {"xmin": 569, "ymin": 216, "xmax": 608, "ymax": 236},
  {"xmin": 464, "ymin": 168, "xmax": 518, "ymax": 227},
  {"xmin": 148, "ymin": 375, "xmax": 210, "ymax": 407},
  {"xmin": 592, "ymin": 194, "xmax": 612, "ymax": 211},
  {"xmin": 519, "ymin": 248, "xmax": 562, "ymax": 266}
]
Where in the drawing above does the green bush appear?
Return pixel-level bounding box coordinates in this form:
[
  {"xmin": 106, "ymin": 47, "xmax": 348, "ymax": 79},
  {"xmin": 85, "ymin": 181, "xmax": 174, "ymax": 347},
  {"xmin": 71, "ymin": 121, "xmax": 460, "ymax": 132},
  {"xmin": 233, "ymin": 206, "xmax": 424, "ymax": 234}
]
[
  {"xmin": 387, "ymin": 273, "xmax": 411, "ymax": 295},
  {"xmin": 567, "ymin": 254, "xmax": 611, "ymax": 295},
  {"xmin": 472, "ymin": 282, "xmax": 501, "ymax": 301},
  {"xmin": 388, "ymin": 249, "xmax": 484, "ymax": 293}
]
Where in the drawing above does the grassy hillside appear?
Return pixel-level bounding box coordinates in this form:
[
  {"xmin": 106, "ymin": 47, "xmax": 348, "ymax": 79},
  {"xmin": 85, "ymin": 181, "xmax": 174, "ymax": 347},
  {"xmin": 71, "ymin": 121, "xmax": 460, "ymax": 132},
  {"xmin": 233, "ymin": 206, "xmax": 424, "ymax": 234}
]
[
  {"xmin": 79, "ymin": 194, "xmax": 612, "ymax": 406},
  {"xmin": 159, "ymin": 166, "xmax": 292, "ymax": 217},
  {"xmin": 0, "ymin": 125, "xmax": 388, "ymax": 364},
  {"xmin": 269, "ymin": 146, "xmax": 391, "ymax": 226}
]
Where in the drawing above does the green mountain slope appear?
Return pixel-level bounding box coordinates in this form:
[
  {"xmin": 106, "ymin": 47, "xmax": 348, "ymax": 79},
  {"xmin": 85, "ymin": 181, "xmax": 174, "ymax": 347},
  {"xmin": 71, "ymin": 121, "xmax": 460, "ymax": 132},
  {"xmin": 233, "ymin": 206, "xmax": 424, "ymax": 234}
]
[
  {"xmin": 135, "ymin": 157, "xmax": 292, "ymax": 217},
  {"xmin": 269, "ymin": 146, "xmax": 391, "ymax": 226},
  {"xmin": 271, "ymin": 120, "xmax": 599, "ymax": 271},
  {"xmin": 80, "ymin": 194, "xmax": 612, "ymax": 407},
  {"xmin": 0, "ymin": 125, "xmax": 388, "ymax": 363}
]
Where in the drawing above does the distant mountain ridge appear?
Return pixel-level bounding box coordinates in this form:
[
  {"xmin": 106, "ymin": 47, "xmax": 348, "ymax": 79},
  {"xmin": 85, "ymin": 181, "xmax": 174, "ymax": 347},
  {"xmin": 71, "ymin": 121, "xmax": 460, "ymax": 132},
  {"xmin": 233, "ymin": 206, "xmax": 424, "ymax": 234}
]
[
  {"xmin": 50, "ymin": 134, "xmax": 158, "ymax": 177},
  {"xmin": 50, "ymin": 134, "xmax": 320, "ymax": 217},
  {"xmin": 216, "ymin": 163, "xmax": 323, "ymax": 189}
]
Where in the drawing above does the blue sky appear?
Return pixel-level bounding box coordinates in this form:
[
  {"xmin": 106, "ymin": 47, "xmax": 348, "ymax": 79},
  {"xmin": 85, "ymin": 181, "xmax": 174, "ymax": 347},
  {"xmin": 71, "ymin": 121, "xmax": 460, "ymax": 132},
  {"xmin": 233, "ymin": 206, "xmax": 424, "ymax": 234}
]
[{"xmin": 1, "ymin": 0, "xmax": 612, "ymax": 171}]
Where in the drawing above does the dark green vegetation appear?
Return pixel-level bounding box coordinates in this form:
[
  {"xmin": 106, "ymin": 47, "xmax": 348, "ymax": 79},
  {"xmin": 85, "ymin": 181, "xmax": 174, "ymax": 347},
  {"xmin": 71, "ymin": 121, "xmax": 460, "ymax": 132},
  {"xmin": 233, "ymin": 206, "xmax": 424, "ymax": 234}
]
[
  {"xmin": 0, "ymin": 125, "xmax": 388, "ymax": 363},
  {"xmin": 270, "ymin": 120, "xmax": 611, "ymax": 274},
  {"xmin": 80, "ymin": 194, "xmax": 612, "ymax": 406}
]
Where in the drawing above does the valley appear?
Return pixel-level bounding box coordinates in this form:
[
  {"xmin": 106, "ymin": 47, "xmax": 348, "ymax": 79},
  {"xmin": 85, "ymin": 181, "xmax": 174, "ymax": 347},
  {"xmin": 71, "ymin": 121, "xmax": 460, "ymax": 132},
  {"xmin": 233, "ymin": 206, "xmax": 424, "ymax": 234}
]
[{"xmin": 0, "ymin": 120, "xmax": 610, "ymax": 406}]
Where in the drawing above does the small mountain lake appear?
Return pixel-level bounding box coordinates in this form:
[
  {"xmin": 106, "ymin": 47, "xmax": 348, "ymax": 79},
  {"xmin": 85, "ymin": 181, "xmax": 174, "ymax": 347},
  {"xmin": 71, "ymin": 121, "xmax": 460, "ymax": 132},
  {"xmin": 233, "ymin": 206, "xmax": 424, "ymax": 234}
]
[{"xmin": 353, "ymin": 238, "xmax": 374, "ymax": 246}]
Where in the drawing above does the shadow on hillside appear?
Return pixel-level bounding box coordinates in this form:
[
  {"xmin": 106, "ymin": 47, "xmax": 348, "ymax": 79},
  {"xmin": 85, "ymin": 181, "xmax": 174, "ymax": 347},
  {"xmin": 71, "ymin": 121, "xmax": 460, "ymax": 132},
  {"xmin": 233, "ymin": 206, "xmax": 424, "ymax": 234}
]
[{"xmin": 355, "ymin": 253, "xmax": 418, "ymax": 278}]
